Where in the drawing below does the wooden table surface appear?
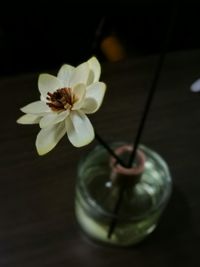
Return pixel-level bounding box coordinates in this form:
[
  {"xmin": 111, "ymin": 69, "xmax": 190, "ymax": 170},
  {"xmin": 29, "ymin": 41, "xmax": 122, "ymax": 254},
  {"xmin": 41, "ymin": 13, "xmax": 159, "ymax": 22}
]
[{"xmin": 0, "ymin": 50, "xmax": 200, "ymax": 267}]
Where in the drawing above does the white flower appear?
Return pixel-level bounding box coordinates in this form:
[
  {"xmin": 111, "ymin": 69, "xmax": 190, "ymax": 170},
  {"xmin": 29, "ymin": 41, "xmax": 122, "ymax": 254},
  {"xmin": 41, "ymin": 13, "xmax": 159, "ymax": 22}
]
[{"xmin": 17, "ymin": 57, "xmax": 106, "ymax": 155}]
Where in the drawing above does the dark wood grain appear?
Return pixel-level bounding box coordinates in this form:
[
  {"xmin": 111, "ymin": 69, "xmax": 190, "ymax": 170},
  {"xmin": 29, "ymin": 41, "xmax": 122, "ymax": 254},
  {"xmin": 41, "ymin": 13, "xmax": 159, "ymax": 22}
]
[{"xmin": 0, "ymin": 50, "xmax": 200, "ymax": 266}]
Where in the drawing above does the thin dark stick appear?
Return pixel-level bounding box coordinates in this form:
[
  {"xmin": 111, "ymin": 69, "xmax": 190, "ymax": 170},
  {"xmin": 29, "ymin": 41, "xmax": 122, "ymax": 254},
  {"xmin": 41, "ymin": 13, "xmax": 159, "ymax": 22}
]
[
  {"xmin": 128, "ymin": 6, "xmax": 177, "ymax": 168},
  {"xmin": 127, "ymin": 52, "xmax": 166, "ymax": 167},
  {"xmin": 107, "ymin": 183, "xmax": 125, "ymax": 239},
  {"xmin": 95, "ymin": 132, "xmax": 126, "ymax": 167},
  {"xmin": 91, "ymin": 17, "xmax": 128, "ymax": 168},
  {"xmin": 91, "ymin": 16, "xmax": 106, "ymax": 53},
  {"xmin": 107, "ymin": 3, "xmax": 177, "ymax": 240},
  {"xmin": 92, "ymin": 18, "xmax": 127, "ymax": 168}
]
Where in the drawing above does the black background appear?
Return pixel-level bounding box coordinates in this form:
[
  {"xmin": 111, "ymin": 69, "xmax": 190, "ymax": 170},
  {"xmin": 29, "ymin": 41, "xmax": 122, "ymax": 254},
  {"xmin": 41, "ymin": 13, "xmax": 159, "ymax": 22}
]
[{"xmin": 0, "ymin": 0, "xmax": 199, "ymax": 76}]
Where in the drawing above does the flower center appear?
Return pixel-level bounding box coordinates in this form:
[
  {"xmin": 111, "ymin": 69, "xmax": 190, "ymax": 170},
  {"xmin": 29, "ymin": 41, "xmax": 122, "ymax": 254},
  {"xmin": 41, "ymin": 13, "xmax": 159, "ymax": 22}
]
[{"xmin": 46, "ymin": 88, "xmax": 77, "ymax": 111}]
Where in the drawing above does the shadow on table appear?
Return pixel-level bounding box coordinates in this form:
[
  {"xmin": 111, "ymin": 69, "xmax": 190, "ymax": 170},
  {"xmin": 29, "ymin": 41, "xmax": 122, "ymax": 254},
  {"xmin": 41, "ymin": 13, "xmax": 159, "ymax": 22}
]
[{"xmin": 134, "ymin": 184, "xmax": 198, "ymax": 266}]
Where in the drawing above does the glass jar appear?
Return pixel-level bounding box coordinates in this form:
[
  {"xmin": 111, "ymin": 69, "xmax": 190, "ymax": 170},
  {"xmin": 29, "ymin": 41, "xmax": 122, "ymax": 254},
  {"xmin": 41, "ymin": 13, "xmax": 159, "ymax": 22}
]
[{"xmin": 75, "ymin": 142, "xmax": 172, "ymax": 246}]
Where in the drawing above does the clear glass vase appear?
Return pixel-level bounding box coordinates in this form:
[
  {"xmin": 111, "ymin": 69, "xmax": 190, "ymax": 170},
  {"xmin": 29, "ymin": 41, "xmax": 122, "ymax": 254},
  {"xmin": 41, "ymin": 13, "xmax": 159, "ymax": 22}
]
[{"xmin": 75, "ymin": 142, "xmax": 172, "ymax": 247}]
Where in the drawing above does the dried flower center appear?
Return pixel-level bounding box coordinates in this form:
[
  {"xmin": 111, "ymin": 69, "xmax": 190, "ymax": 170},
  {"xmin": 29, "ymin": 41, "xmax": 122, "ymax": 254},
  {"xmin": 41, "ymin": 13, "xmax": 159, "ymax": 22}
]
[{"xmin": 46, "ymin": 88, "xmax": 77, "ymax": 111}]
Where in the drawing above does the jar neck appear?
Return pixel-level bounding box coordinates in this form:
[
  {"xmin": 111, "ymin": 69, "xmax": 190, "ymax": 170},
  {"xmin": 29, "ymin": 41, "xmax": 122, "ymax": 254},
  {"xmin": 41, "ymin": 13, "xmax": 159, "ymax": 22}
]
[{"xmin": 109, "ymin": 144, "xmax": 145, "ymax": 187}]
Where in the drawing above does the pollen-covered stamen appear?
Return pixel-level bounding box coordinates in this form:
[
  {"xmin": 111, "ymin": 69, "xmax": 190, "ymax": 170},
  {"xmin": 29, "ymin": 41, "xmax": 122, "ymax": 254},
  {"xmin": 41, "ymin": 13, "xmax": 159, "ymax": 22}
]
[{"xmin": 46, "ymin": 88, "xmax": 78, "ymax": 112}]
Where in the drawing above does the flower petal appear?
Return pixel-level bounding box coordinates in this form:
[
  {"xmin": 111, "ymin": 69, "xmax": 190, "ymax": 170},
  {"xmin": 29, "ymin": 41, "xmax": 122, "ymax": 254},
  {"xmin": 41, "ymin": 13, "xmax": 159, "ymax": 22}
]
[
  {"xmin": 81, "ymin": 98, "xmax": 98, "ymax": 114},
  {"xmin": 72, "ymin": 83, "xmax": 86, "ymax": 110},
  {"xmin": 36, "ymin": 122, "xmax": 66, "ymax": 155},
  {"xmin": 190, "ymin": 78, "xmax": 200, "ymax": 93},
  {"xmin": 87, "ymin": 56, "xmax": 101, "ymax": 85},
  {"xmin": 69, "ymin": 62, "xmax": 90, "ymax": 88},
  {"xmin": 65, "ymin": 111, "xmax": 94, "ymax": 147},
  {"xmin": 17, "ymin": 114, "xmax": 41, "ymax": 124},
  {"xmin": 38, "ymin": 74, "xmax": 63, "ymax": 98},
  {"xmin": 39, "ymin": 110, "xmax": 69, "ymax": 128},
  {"xmin": 21, "ymin": 101, "xmax": 51, "ymax": 114},
  {"xmin": 85, "ymin": 82, "xmax": 106, "ymax": 112},
  {"xmin": 57, "ymin": 64, "xmax": 74, "ymax": 87}
]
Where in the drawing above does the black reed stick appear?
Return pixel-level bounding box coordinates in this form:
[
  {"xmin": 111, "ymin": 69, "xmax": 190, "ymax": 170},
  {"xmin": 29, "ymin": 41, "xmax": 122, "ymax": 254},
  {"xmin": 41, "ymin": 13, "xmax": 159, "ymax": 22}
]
[
  {"xmin": 107, "ymin": 182, "xmax": 126, "ymax": 239},
  {"xmin": 128, "ymin": 4, "xmax": 177, "ymax": 168},
  {"xmin": 92, "ymin": 17, "xmax": 127, "ymax": 168},
  {"xmin": 107, "ymin": 3, "xmax": 177, "ymax": 240},
  {"xmin": 91, "ymin": 16, "xmax": 106, "ymax": 53},
  {"xmin": 127, "ymin": 49, "xmax": 168, "ymax": 167},
  {"xmin": 95, "ymin": 132, "xmax": 126, "ymax": 167}
]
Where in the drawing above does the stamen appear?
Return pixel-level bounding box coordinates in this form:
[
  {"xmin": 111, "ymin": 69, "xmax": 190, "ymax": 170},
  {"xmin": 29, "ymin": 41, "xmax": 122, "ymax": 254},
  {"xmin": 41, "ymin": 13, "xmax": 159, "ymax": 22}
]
[{"xmin": 46, "ymin": 87, "xmax": 77, "ymax": 112}]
